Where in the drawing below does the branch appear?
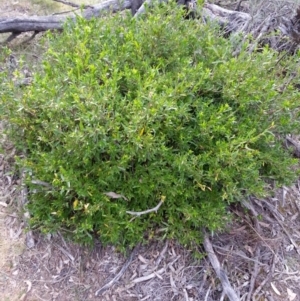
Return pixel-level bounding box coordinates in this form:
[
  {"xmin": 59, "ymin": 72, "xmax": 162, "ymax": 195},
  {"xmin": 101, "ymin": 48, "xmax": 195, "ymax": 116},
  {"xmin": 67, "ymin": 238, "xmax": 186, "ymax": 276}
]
[
  {"xmin": 203, "ymin": 233, "xmax": 239, "ymax": 301},
  {"xmin": 135, "ymin": 0, "xmax": 166, "ymax": 17},
  {"xmin": 246, "ymin": 247, "xmax": 261, "ymax": 301},
  {"xmin": 0, "ymin": 0, "xmax": 131, "ymax": 33},
  {"xmin": 0, "ymin": 0, "xmax": 300, "ymax": 54},
  {"xmin": 126, "ymin": 199, "xmax": 164, "ymax": 216},
  {"xmin": 252, "ymin": 252, "xmax": 277, "ymax": 299},
  {"xmin": 52, "ymin": 0, "xmax": 93, "ymax": 9},
  {"xmin": 95, "ymin": 244, "xmax": 140, "ymax": 296},
  {"xmin": 21, "ymin": 170, "xmax": 35, "ymax": 249},
  {"xmin": 285, "ymin": 135, "xmax": 300, "ymax": 158}
]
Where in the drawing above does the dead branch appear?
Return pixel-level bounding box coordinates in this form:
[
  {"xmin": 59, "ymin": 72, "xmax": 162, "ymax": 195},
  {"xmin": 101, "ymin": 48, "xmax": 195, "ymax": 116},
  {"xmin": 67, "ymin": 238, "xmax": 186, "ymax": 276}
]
[
  {"xmin": 0, "ymin": 0, "xmax": 131, "ymax": 33},
  {"xmin": 246, "ymin": 247, "xmax": 261, "ymax": 301},
  {"xmin": 203, "ymin": 233, "xmax": 239, "ymax": 301},
  {"xmin": 258, "ymin": 197, "xmax": 300, "ymax": 255},
  {"xmin": 126, "ymin": 199, "xmax": 164, "ymax": 216},
  {"xmin": 3, "ymin": 32, "xmax": 21, "ymax": 43},
  {"xmin": 20, "ymin": 170, "xmax": 35, "ymax": 249},
  {"xmin": 31, "ymin": 179, "xmax": 53, "ymax": 188},
  {"xmin": 131, "ymin": 267, "xmax": 165, "ymax": 283},
  {"xmin": 241, "ymin": 198, "xmax": 265, "ymax": 301},
  {"xmin": 53, "ymin": 242, "xmax": 75, "ymax": 262},
  {"xmin": 268, "ymin": 204, "xmax": 300, "ymax": 255},
  {"xmin": 233, "ymin": 206, "xmax": 277, "ymax": 255},
  {"xmin": 0, "ymin": 0, "xmax": 299, "ymax": 54},
  {"xmin": 252, "ymin": 252, "xmax": 277, "ymax": 300},
  {"xmin": 155, "ymin": 240, "xmax": 169, "ymax": 267},
  {"xmin": 214, "ymin": 245, "xmax": 266, "ymax": 266},
  {"xmin": 52, "ymin": 0, "xmax": 93, "ymax": 9},
  {"xmin": 95, "ymin": 244, "xmax": 140, "ymax": 296},
  {"xmin": 285, "ymin": 135, "xmax": 300, "ymax": 158},
  {"xmin": 135, "ymin": 0, "xmax": 165, "ymax": 17}
]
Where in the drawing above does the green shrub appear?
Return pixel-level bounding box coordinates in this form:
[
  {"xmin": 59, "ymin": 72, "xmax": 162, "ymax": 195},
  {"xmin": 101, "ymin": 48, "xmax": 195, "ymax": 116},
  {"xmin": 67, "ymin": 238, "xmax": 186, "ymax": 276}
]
[{"xmin": 1, "ymin": 3, "xmax": 300, "ymax": 249}]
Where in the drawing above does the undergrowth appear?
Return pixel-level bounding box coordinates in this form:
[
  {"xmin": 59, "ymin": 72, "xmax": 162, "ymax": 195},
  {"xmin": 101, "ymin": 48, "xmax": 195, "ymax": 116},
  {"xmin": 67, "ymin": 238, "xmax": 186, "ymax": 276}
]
[{"xmin": 1, "ymin": 3, "xmax": 300, "ymax": 250}]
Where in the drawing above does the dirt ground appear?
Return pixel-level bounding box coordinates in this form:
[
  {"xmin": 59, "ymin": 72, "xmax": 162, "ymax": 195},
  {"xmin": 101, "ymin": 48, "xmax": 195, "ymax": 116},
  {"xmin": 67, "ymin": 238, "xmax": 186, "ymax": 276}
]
[{"xmin": 1, "ymin": 1, "xmax": 300, "ymax": 301}]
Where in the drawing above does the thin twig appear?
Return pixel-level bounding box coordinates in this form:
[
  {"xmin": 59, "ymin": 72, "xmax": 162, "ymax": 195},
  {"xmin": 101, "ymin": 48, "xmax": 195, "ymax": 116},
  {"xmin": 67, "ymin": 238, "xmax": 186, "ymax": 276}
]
[
  {"xmin": 183, "ymin": 288, "xmax": 189, "ymax": 301},
  {"xmin": 214, "ymin": 245, "xmax": 266, "ymax": 266},
  {"xmin": 252, "ymin": 252, "xmax": 277, "ymax": 300},
  {"xmin": 0, "ymin": 192, "xmax": 12, "ymax": 200},
  {"xmin": 53, "ymin": 242, "xmax": 75, "ymax": 262},
  {"xmin": 155, "ymin": 240, "xmax": 169, "ymax": 267},
  {"xmin": 52, "ymin": 8, "xmax": 79, "ymax": 15},
  {"xmin": 95, "ymin": 244, "xmax": 140, "ymax": 296},
  {"xmin": 31, "ymin": 180, "xmax": 53, "ymax": 188},
  {"xmin": 203, "ymin": 233, "xmax": 239, "ymax": 301},
  {"xmin": 271, "ymin": 210, "xmax": 300, "ymax": 255},
  {"xmin": 259, "ymin": 198, "xmax": 300, "ymax": 255},
  {"xmin": 52, "ymin": 0, "xmax": 93, "ymax": 9},
  {"xmin": 126, "ymin": 199, "xmax": 164, "ymax": 216},
  {"xmin": 132, "ymin": 267, "xmax": 165, "ymax": 283},
  {"xmin": 204, "ymin": 284, "xmax": 212, "ymax": 301},
  {"xmin": 234, "ymin": 202, "xmax": 276, "ymax": 255},
  {"xmin": 235, "ymin": 0, "xmax": 245, "ymax": 11},
  {"xmin": 21, "ymin": 170, "xmax": 35, "ymax": 249},
  {"xmin": 246, "ymin": 246, "xmax": 261, "ymax": 301},
  {"xmin": 285, "ymin": 135, "xmax": 300, "ymax": 158}
]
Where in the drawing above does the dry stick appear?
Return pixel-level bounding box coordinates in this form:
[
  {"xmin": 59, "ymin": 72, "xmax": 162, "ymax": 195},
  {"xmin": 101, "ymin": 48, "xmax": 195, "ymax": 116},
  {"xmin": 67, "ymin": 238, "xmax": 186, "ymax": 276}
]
[
  {"xmin": 203, "ymin": 234, "xmax": 239, "ymax": 301},
  {"xmin": 265, "ymin": 294, "xmax": 276, "ymax": 301},
  {"xmin": 232, "ymin": 211, "xmax": 276, "ymax": 255},
  {"xmin": 213, "ymin": 245, "xmax": 266, "ymax": 266},
  {"xmin": 198, "ymin": 270, "xmax": 208, "ymax": 296},
  {"xmin": 285, "ymin": 135, "xmax": 300, "ymax": 158},
  {"xmin": 294, "ymin": 183, "xmax": 300, "ymax": 213},
  {"xmin": 31, "ymin": 180, "xmax": 53, "ymax": 188},
  {"xmin": 95, "ymin": 244, "xmax": 140, "ymax": 296},
  {"xmin": 252, "ymin": 252, "xmax": 277, "ymax": 300},
  {"xmin": 132, "ymin": 267, "xmax": 165, "ymax": 283},
  {"xmin": 246, "ymin": 247, "xmax": 261, "ymax": 301},
  {"xmin": 235, "ymin": 0, "xmax": 245, "ymax": 11},
  {"xmin": 52, "ymin": 0, "xmax": 94, "ymax": 9},
  {"xmin": 135, "ymin": 0, "xmax": 167, "ymax": 17},
  {"xmin": 260, "ymin": 198, "xmax": 300, "ymax": 255},
  {"xmin": 52, "ymin": 9, "xmax": 79, "ymax": 15},
  {"xmin": 20, "ymin": 171, "xmax": 35, "ymax": 249},
  {"xmin": 0, "ymin": 191, "xmax": 15, "ymax": 200},
  {"xmin": 126, "ymin": 199, "xmax": 164, "ymax": 216},
  {"xmin": 240, "ymin": 199, "xmax": 265, "ymax": 301},
  {"xmin": 54, "ymin": 242, "xmax": 75, "ymax": 262},
  {"xmin": 272, "ymin": 211, "xmax": 300, "ymax": 255},
  {"xmin": 155, "ymin": 240, "xmax": 169, "ymax": 267},
  {"xmin": 239, "ymin": 200, "xmax": 276, "ymax": 255},
  {"xmin": 183, "ymin": 288, "xmax": 189, "ymax": 301},
  {"xmin": 204, "ymin": 283, "xmax": 212, "ymax": 301}
]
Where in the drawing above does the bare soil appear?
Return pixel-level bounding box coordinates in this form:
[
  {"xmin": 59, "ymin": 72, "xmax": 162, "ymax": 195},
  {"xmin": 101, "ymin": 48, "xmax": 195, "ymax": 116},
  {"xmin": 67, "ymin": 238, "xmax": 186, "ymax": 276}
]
[{"xmin": 1, "ymin": 1, "xmax": 300, "ymax": 301}]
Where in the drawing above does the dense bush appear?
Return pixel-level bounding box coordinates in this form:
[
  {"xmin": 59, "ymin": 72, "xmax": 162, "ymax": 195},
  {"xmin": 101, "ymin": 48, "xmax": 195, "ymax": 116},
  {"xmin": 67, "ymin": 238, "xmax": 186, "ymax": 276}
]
[{"xmin": 1, "ymin": 3, "xmax": 300, "ymax": 249}]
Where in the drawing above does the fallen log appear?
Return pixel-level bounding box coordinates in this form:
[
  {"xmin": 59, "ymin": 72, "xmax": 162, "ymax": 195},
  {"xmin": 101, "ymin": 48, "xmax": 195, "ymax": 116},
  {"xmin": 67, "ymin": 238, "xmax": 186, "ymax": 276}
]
[
  {"xmin": 0, "ymin": 0, "xmax": 131, "ymax": 33},
  {"xmin": 0, "ymin": 1, "xmax": 300, "ymax": 53}
]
